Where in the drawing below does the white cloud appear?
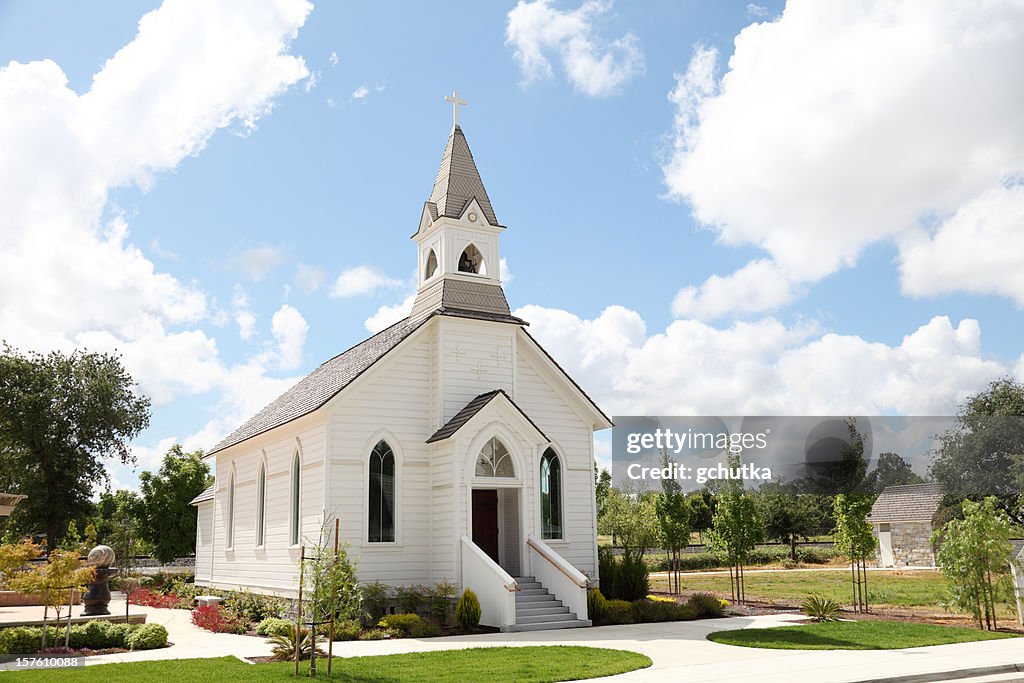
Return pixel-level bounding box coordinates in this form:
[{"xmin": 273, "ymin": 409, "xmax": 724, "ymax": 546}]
[
  {"xmin": 499, "ymin": 257, "xmax": 513, "ymax": 284},
  {"xmin": 294, "ymin": 263, "xmax": 327, "ymax": 292},
  {"xmin": 899, "ymin": 182, "xmax": 1024, "ymax": 305},
  {"xmin": 746, "ymin": 3, "xmax": 769, "ymax": 18},
  {"xmin": 672, "ymin": 258, "xmax": 799, "ymax": 320},
  {"xmin": 518, "ymin": 304, "xmax": 1014, "ymax": 417},
  {"xmin": 0, "ymin": 0, "xmax": 313, "ymax": 474},
  {"xmin": 365, "ymin": 293, "xmax": 415, "ymax": 334},
  {"xmin": 270, "ymin": 304, "xmax": 308, "ymax": 371},
  {"xmin": 506, "ymin": 0, "xmax": 644, "ymax": 97},
  {"xmin": 330, "ymin": 265, "xmax": 402, "ymax": 298},
  {"xmin": 329, "ymin": 51, "xmax": 339, "ymax": 67},
  {"xmin": 305, "ymin": 69, "xmax": 320, "ymax": 93},
  {"xmin": 352, "ymin": 85, "xmax": 369, "ymax": 100},
  {"xmin": 232, "ymin": 285, "xmax": 256, "ymax": 340},
  {"xmin": 663, "ymin": 1, "xmax": 1024, "ymax": 314},
  {"xmin": 225, "ymin": 245, "xmax": 286, "ymax": 281}
]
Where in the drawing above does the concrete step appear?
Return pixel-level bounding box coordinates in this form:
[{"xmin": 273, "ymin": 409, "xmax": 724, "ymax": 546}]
[
  {"xmin": 513, "ymin": 576, "xmax": 536, "ymax": 582},
  {"xmin": 516, "ymin": 604, "xmax": 569, "ymax": 617},
  {"xmin": 517, "ymin": 587, "xmax": 549, "ymax": 596},
  {"xmin": 515, "ymin": 581, "xmax": 542, "ymax": 590},
  {"xmin": 516, "ymin": 611, "xmax": 578, "ymax": 625},
  {"xmin": 503, "ymin": 619, "xmax": 591, "ymax": 633},
  {"xmin": 515, "ymin": 593, "xmax": 558, "ymax": 604}
]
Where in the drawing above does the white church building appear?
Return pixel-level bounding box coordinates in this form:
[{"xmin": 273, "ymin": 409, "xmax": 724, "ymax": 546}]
[{"xmin": 191, "ymin": 110, "xmax": 610, "ymax": 631}]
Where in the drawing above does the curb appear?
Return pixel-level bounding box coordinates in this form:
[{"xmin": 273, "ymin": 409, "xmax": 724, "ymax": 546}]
[{"xmin": 852, "ymin": 663, "xmax": 1024, "ymax": 683}]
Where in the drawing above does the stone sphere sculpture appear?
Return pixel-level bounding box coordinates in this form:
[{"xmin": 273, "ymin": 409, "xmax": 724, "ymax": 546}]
[
  {"xmin": 81, "ymin": 545, "xmax": 119, "ymax": 617},
  {"xmin": 87, "ymin": 544, "xmax": 115, "ymax": 568}
]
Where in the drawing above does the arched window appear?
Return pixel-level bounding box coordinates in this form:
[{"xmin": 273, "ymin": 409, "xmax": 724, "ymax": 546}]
[
  {"xmin": 475, "ymin": 437, "xmax": 514, "ymax": 477},
  {"xmin": 540, "ymin": 448, "xmax": 562, "ymax": 540},
  {"xmin": 256, "ymin": 461, "xmax": 266, "ymax": 547},
  {"xmin": 290, "ymin": 452, "xmax": 301, "ymax": 546},
  {"xmin": 424, "ymin": 249, "xmax": 438, "ymax": 280},
  {"xmin": 368, "ymin": 440, "xmax": 396, "ymax": 542},
  {"xmin": 226, "ymin": 469, "xmax": 235, "ymax": 548},
  {"xmin": 458, "ymin": 244, "xmax": 485, "ymax": 275}
]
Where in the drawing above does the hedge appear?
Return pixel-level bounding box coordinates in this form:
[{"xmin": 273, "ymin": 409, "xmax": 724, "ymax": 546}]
[{"xmin": 0, "ymin": 620, "xmax": 167, "ymax": 654}]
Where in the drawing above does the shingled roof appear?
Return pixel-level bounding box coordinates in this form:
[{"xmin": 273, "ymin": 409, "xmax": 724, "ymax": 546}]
[
  {"xmin": 426, "ymin": 125, "xmax": 499, "ymax": 227},
  {"xmin": 207, "ymin": 316, "xmax": 431, "ymax": 456},
  {"xmin": 868, "ymin": 483, "xmax": 944, "ymax": 523},
  {"xmin": 426, "ymin": 389, "xmax": 548, "ymax": 444},
  {"xmin": 189, "ymin": 484, "xmax": 215, "ymax": 505}
]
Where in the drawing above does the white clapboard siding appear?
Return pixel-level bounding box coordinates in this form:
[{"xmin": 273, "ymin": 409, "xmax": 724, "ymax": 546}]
[
  {"xmin": 195, "ymin": 503, "xmax": 214, "ymax": 583},
  {"xmin": 513, "ymin": 344, "xmax": 598, "ymax": 577},
  {"xmin": 440, "ymin": 318, "xmax": 515, "ymax": 423}
]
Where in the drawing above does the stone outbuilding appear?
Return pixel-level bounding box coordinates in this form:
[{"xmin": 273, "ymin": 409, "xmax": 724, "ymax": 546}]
[{"xmin": 868, "ymin": 483, "xmax": 944, "ymax": 568}]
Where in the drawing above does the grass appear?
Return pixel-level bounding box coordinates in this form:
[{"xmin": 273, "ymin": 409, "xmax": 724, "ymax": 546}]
[
  {"xmin": 0, "ymin": 646, "xmax": 652, "ymax": 682},
  {"xmin": 707, "ymin": 620, "xmax": 1019, "ymax": 650},
  {"xmin": 655, "ymin": 569, "xmax": 948, "ymax": 607}
]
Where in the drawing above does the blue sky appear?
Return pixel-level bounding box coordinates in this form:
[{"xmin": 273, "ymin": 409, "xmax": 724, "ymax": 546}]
[{"xmin": 0, "ymin": 0, "xmax": 1021, "ymax": 490}]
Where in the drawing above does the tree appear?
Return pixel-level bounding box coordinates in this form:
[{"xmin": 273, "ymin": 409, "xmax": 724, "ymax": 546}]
[
  {"xmin": 138, "ymin": 445, "xmax": 212, "ymax": 563},
  {"xmin": 757, "ymin": 482, "xmax": 821, "ymax": 561},
  {"xmin": 599, "ymin": 486, "xmax": 661, "ymax": 561},
  {"xmin": 865, "ymin": 452, "xmax": 924, "ymax": 494},
  {"xmin": 654, "ymin": 451, "xmax": 690, "ymax": 594},
  {"xmin": 930, "ymin": 378, "xmax": 1024, "ymax": 524},
  {"xmin": 11, "ymin": 549, "xmax": 95, "ymax": 648},
  {"xmin": 706, "ymin": 455, "xmax": 763, "ymax": 605},
  {"xmin": 687, "ymin": 490, "xmax": 714, "ymax": 543},
  {"xmin": 594, "ymin": 465, "xmax": 612, "ymax": 520},
  {"xmin": 819, "ymin": 418, "xmax": 870, "ymax": 495},
  {"xmin": 933, "ymin": 497, "xmax": 1014, "ymax": 630},
  {"xmin": 94, "ymin": 489, "xmax": 143, "ymax": 543},
  {"xmin": 0, "ymin": 345, "xmax": 150, "ymax": 549},
  {"xmin": 833, "ymin": 494, "xmax": 876, "ymax": 613}
]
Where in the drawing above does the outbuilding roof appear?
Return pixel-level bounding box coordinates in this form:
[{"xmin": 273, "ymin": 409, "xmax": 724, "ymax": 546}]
[
  {"xmin": 868, "ymin": 483, "xmax": 944, "ymax": 523},
  {"xmin": 189, "ymin": 484, "xmax": 215, "ymax": 505}
]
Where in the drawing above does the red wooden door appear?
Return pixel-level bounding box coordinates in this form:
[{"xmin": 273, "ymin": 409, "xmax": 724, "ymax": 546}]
[{"xmin": 471, "ymin": 489, "xmax": 500, "ymax": 564}]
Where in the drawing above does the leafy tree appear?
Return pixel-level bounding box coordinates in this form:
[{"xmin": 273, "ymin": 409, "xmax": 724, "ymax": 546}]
[
  {"xmin": 654, "ymin": 451, "xmax": 690, "ymax": 594},
  {"xmin": 0, "ymin": 538, "xmax": 43, "ymax": 588},
  {"xmin": 757, "ymin": 482, "xmax": 822, "ymax": 561},
  {"xmin": 933, "ymin": 497, "xmax": 1014, "ymax": 630},
  {"xmin": 706, "ymin": 459, "xmax": 763, "ymax": 604},
  {"xmin": 599, "ymin": 486, "xmax": 660, "ymax": 561},
  {"xmin": 0, "ymin": 345, "xmax": 150, "ymax": 549},
  {"xmin": 818, "ymin": 418, "xmax": 871, "ymax": 495},
  {"xmin": 94, "ymin": 489, "xmax": 143, "ymax": 543},
  {"xmin": 833, "ymin": 494, "xmax": 876, "ymax": 613},
  {"xmin": 865, "ymin": 452, "xmax": 924, "ymax": 493},
  {"xmin": 931, "ymin": 378, "xmax": 1024, "ymax": 523},
  {"xmin": 138, "ymin": 445, "xmax": 211, "ymax": 563},
  {"xmin": 687, "ymin": 490, "xmax": 715, "ymax": 543},
  {"xmin": 11, "ymin": 549, "xmax": 95, "ymax": 648},
  {"xmin": 59, "ymin": 520, "xmax": 83, "ymax": 552}
]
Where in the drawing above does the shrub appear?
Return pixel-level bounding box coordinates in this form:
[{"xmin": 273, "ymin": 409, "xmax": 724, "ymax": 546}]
[
  {"xmin": 396, "ymin": 585, "xmax": 426, "ymax": 615},
  {"xmin": 333, "ymin": 620, "xmax": 362, "ymax": 641},
  {"xmin": 360, "ymin": 627, "xmax": 399, "ymax": 640},
  {"xmin": 68, "ymin": 620, "xmax": 118, "ymax": 650},
  {"xmin": 129, "ymin": 588, "xmax": 187, "ymax": 609},
  {"xmin": 802, "ymin": 595, "xmax": 842, "ymax": 622},
  {"xmin": 646, "ymin": 594, "xmax": 675, "ymax": 603},
  {"xmin": 631, "ymin": 598, "xmax": 697, "ymax": 623},
  {"xmin": 587, "ymin": 589, "xmax": 607, "ymax": 622},
  {"xmin": 615, "ymin": 554, "xmax": 650, "ymax": 602},
  {"xmin": 379, "ymin": 613, "xmax": 441, "ymax": 638},
  {"xmin": 268, "ymin": 624, "xmax": 325, "ymax": 662},
  {"xmin": 255, "ymin": 617, "xmax": 293, "ymax": 637},
  {"xmin": 428, "ymin": 580, "xmax": 456, "ymax": 625},
  {"xmin": 126, "ymin": 623, "xmax": 168, "ymax": 651},
  {"xmin": 604, "ymin": 599, "xmax": 635, "ymax": 625},
  {"xmin": 223, "ymin": 589, "xmax": 286, "ymax": 624},
  {"xmin": 455, "ymin": 589, "xmax": 481, "ymax": 632},
  {"xmin": 107, "ymin": 623, "xmax": 133, "ymax": 648},
  {"xmin": 360, "ymin": 582, "xmax": 392, "ymax": 625},
  {"xmin": 0, "ymin": 626, "xmax": 44, "ymax": 654},
  {"xmin": 687, "ymin": 592, "xmax": 725, "ymax": 618},
  {"xmin": 598, "ymin": 547, "xmax": 619, "ymax": 598},
  {"xmin": 190, "ymin": 604, "xmax": 243, "ymax": 633}
]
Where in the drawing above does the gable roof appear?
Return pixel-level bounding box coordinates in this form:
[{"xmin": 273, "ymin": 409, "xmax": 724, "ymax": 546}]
[
  {"xmin": 207, "ymin": 315, "xmax": 430, "ymax": 456},
  {"xmin": 426, "ymin": 125, "xmax": 499, "ymax": 227},
  {"xmin": 190, "ymin": 484, "xmax": 215, "ymax": 505},
  {"xmin": 426, "ymin": 389, "xmax": 549, "ymax": 444},
  {"xmin": 868, "ymin": 483, "xmax": 944, "ymax": 523}
]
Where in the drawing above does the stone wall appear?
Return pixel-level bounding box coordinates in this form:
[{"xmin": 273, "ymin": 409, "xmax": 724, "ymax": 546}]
[{"xmin": 878, "ymin": 521, "xmax": 936, "ymax": 567}]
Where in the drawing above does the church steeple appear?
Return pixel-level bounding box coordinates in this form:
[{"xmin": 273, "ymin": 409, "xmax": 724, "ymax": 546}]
[{"xmin": 409, "ymin": 98, "xmax": 517, "ymax": 324}]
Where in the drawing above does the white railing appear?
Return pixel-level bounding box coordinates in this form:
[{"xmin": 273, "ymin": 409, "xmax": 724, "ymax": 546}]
[
  {"xmin": 460, "ymin": 535, "xmax": 518, "ymax": 628},
  {"xmin": 526, "ymin": 535, "xmax": 589, "ymax": 621}
]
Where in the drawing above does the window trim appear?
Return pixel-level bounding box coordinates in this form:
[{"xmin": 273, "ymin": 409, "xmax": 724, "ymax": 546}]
[
  {"xmin": 225, "ymin": 465, "xmax": 236, "ymax": 550},
  {"xmin": 255, "ymin": 455, "xmax": 267, "ymax": 549},
  {"xmin": 362, "ymin": 430, "xmax": 403, "ymax": 548},
  {"xmin": 290, "ymin": 450, "xmax": 301, "ymax": 547},
  {"xmin": 539, "ymin": 447, "xmax": 564, "ymax": 541}
]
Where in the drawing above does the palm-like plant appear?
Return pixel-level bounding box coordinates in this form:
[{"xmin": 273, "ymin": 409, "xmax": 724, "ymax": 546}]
[
  {"xmin": 802, "ymin": 595, "xmax": 842, "ymax": 622},
  {"xmin": 267, "ymin": 624, "xmax": 326, "ymax": 661}
]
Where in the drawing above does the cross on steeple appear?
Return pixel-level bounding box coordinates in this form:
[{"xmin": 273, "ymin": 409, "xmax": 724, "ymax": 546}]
[{"xmin": 444, "ymin": 90, "xmax": 467, "ymax": 127}]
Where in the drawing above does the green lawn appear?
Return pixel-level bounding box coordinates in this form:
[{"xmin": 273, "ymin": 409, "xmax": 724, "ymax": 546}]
[
  {"xmin": 707, "ymin": 621, "xmax": 1018, "ymax": 650},
  {"xmin": 0, "ymin": 646, "xmax": 651, "ymax": 682},
  {"xmin": 657, "ymin": 569, "xmax": 948, "ymax": 607}
]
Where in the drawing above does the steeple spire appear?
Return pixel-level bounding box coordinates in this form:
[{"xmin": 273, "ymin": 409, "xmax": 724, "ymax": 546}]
[{"xmin": 426, "ymin": 120, "xmax": 500, "ymax": 227}]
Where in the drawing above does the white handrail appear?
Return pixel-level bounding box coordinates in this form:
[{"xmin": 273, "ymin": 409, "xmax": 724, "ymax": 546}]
[
  {"xmin": 526, "ymin": 535, "xmax": 589, "ymax": 587},
  {"xmin": 526, "ymin": 535, "xmax": 590, "ymax": 622},
  {"xmin": 460, "ymin": 535, "xmax": 519, "ymax": 628}
]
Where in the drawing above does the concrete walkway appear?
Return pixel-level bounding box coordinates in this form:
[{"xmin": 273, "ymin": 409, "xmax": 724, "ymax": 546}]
[{"xmin": 4, "ymin": 599, "xmax": 1021, "ymax": 682}]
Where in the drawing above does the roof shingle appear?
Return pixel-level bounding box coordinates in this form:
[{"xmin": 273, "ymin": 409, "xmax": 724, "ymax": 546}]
[
  {"xmin": 190, "ymin": 484, "xmax": 215, "ymax": 505},
  {"xmin": 427, "ymin": 125, "xmax": 499, "ymax": 226},
  {"xmin": 426, "ymin": 389, "xmax": 548, "ymax": 444},
  {"xmin": 868, "ymin": 483, "xmax": 944, "ymax": 523}
]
